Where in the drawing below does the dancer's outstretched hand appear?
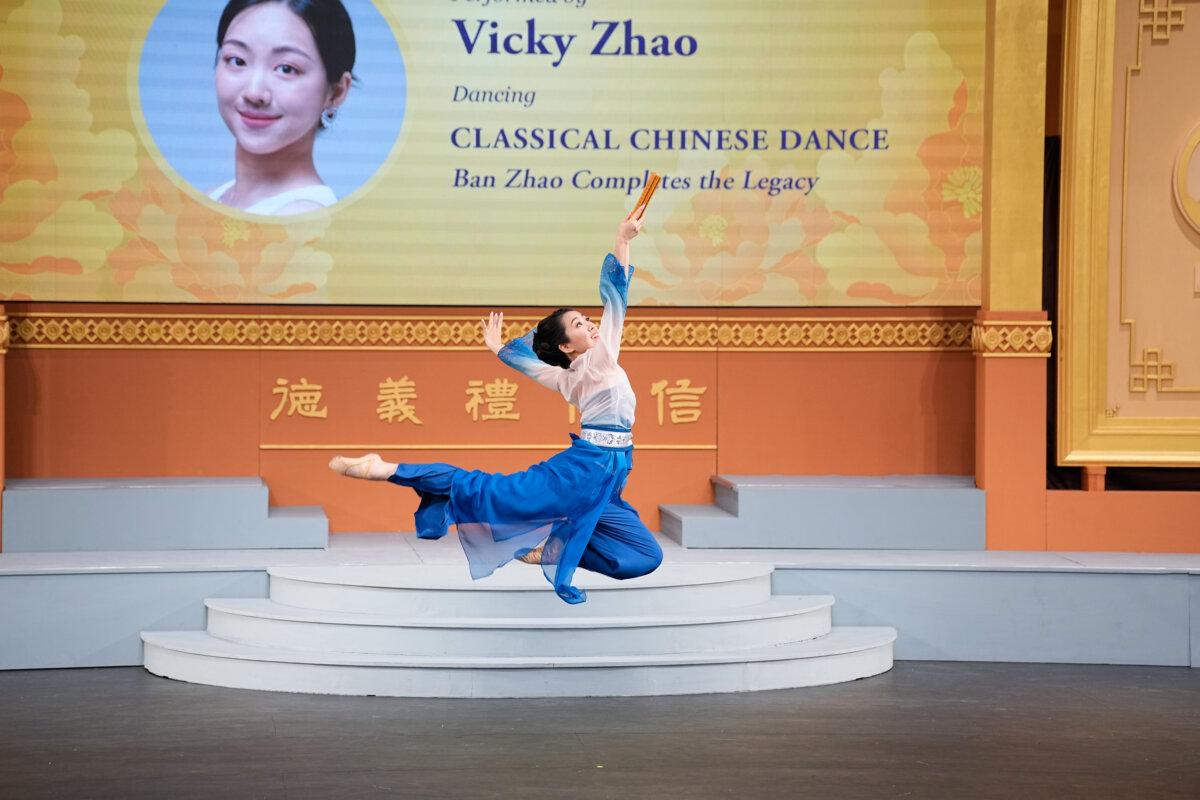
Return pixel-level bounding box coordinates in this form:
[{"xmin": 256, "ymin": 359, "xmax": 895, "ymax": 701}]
[
  {"xmin": 482, "ymin": 311, "xmax": 504, "ymax": 353},
  {"xmin": 618, "ymin": 205, "xmax": 645, "ymax": 241}
]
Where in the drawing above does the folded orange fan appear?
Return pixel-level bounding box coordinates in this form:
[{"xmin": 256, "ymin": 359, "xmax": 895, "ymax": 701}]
[{"xmin": 629, "ymin": 172, "xmax": 661, "ymax": 220}]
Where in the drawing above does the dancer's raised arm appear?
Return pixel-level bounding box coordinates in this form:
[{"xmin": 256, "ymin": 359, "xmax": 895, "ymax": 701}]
[
  {"xmin": 594, "ymin": 205, "xmax": 643, "ymax": 366},
  {"xmin": 483, "ymin": 311, "xmax": 563, "ymax": 392}
]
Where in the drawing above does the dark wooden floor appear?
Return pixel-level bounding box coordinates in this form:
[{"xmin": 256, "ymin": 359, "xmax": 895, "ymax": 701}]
[{"xmin": 0, "ymin": 661, "xmax": 1197, "ymax": 799}]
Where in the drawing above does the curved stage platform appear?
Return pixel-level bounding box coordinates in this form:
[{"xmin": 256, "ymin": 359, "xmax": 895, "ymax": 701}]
[
  {"xmin": 141, "ymin": 564, "xmax": 896, "ymax": 698},
  {"xmin": 3, "ymin": 531, "xmax": 1199, "ymax": 675}
]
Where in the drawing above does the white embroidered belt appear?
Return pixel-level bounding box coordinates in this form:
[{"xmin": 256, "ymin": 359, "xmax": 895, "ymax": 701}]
[{"xmin": 579, "ymin": 428, "xmax": 633, "ymax": 448}]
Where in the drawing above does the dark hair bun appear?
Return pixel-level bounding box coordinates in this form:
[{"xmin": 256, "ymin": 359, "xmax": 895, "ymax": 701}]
[{"xmin": 532, "ymin": 308, "xmax": 574, "ymax": 369}]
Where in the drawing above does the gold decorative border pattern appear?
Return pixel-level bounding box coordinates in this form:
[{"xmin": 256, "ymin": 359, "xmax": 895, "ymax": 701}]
[
  {"xmin": 622, "ymin": 319, "xmax": 973, "ymax": 351},
  {"xmin": 970, "ymin": 321, "xmax": 1053, "ymax": 358},
  {"xmin": 7, "ymin": 313, "xmax": 974, "ymax": 352},
  {"xmin": 0, "ymin": 316, "xmax": 9, "ymax": 355}
]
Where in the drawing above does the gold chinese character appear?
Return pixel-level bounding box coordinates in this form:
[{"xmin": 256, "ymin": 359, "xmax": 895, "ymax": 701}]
[
  {"xmin": 377, "ymin": 377, "xmax": 423, "ymax": 424},
  {"xmin": 465, "ymin": 378, "xmax": 521, "ymax": 421},
  {"xmin": 269, "ymin": 377, "xmax": 328, "ymax": 421},
  {"xmin": 650, "ymin": 378, "xmax": 708, "ymax": 424}
]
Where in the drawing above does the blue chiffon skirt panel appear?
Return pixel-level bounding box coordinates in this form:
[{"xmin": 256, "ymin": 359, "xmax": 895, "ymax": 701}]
[{"xmin": 387, "ymin": 435, "xmax": 651, "ymax": 604}]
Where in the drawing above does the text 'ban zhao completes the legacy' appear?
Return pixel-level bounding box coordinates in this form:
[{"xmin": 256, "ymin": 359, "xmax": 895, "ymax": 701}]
[{"xmin": 453, "ymin": 168, "xmax": 819, "ymax": 197}]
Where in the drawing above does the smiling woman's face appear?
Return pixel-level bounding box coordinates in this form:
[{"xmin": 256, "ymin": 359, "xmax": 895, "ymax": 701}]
[
  {"xmin": 215, "ymin": 3, "xmax": 332, "ymax": 156},
  {"xmin": 559, "ymin": 310, "xmax": 599, "ymax": 359}
]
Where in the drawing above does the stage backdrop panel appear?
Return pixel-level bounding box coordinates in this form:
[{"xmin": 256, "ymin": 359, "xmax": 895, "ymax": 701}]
[
  {"xmin": 1058, "ymin": 1, "xmax": 1200, "ymax": 466},
  {"xmin": 0, "ymin": 0, "xmax": 984, "ymax": 306}
]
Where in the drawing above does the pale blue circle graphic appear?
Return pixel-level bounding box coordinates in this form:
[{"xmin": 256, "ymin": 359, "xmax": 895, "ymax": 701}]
[{"xmin": 139, "ymin": 0, "xmax": 406, "ymax": 204}]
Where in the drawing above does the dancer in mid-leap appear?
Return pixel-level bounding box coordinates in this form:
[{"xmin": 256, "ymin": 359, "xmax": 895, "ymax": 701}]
[{"xmin": 329, "ymin": 207, "xmax": 662, "ymax": 604}]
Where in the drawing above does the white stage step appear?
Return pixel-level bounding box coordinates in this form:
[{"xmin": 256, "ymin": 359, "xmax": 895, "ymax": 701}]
[
  {"xmin": 142, "ymin": 563, "xmax": 895, "ymax": 697},
  {"xmin": 267, "ymin": 563, "xmax": 775, "ymax": 617},
  {"xmin": 2, "ymin": 477, "xmax": 327, "ymax": 552},
  {"xmin": 203, "ymin": 595, "xmax": 835, "ymax": 657},
  {"xmin": 661, "ymin": 474, "xmax": 985, "ymax": 550},
  {"xmin": 142, "ymin": 626, "xmax": 896, "ymax": 698}
]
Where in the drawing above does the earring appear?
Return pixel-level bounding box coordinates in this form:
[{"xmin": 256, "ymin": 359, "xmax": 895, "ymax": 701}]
[{"xmin": 320, "ymin": 107, "xmax": 338, "ymax": 129}]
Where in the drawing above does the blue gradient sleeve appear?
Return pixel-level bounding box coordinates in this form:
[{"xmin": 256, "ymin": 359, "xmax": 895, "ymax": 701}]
[
  {"xmin": 597, "ymin": 253, "xmax": 633, "ymax": 363},
  {"xmin": 497, "ymin": 329, "xmax": 562, "ymax": 391}
]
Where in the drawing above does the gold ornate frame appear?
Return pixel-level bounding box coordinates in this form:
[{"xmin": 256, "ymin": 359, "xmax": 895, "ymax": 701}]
[{"xmin": 1058, "ymin": 0, "xmax": 1200, "ymax": 466}]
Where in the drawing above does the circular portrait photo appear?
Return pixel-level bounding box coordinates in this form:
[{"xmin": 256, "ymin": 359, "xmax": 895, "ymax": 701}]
[{"xmin": 139, "ymin": 0, "xmax": 406, "ymax": 216}]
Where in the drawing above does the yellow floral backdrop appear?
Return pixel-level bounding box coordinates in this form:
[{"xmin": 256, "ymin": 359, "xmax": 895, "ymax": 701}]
[{"xmin": 1, "ymin": 0, "xmax": 984, "ymax": 306}]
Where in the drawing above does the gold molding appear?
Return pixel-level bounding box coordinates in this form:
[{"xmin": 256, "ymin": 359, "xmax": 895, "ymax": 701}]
[
  {"xmin": 981, "ymin": 0, "xmax": 1050, "ymax": 311},
  {"xmin": 1057, "ymin": 0, "xmax": 1200, "ymax": 467},
  {"xmin": 1139, "ymin": 0, "xmax": 1186, "ymax": 42},
  {"xmin": 0, "ymin": 315, "xmax": 9, "ymax": 355},
  {"xmin": 1127, "ymin": 346, "xmax": 1200, "ymax": 393},
  {"xmin": 970, "ymin": 321, "xmax": 1053, "ymax": 358},
  {"xmin": 261, "ymin": 443, "xmax": 717, "ymax": 451},
  {"xmin": 6, "ymin": 312, "xmax": 975, "ymax": 353},
  {"xmin": 1173, "ymin": 122, "xmax": 1200, "ymax": 234}
]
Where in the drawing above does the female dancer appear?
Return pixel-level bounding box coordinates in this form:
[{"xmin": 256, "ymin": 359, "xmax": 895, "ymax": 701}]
[
  {"xmin": 210, "ymin": 0, "xmax": 355, "ymax": 215},
  {"xmin": 329, "ymin": 209, "xmax": 663, "ymax": 604}
]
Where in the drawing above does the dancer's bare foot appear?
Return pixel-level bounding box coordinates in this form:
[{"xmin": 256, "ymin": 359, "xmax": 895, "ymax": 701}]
[
  {"xmin": 328, "ymin": 453, "xmax": 396, "ymax": 481},
  {"xmin": 516, "ymin": 544, "xmax": 544, "ymax": 565}
]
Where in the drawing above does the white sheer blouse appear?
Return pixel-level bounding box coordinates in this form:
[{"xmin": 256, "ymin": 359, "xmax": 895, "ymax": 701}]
[{"xmin": 497, "ymin": 253, "xmax": 636, "ymax": 430}]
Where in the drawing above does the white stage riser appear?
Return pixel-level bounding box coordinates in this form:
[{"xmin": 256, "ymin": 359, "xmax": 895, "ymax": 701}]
[
  {"xmin": 2, "ymin": 478, "xmax": 327, "ymax": 552},
  {"xmin": 268, "ymin": 573, "xmax": 772, "ymax": 617},
  {"xmin": 774, "ymin": 568, "xmax": 1199, "ymax": 666},
  {"xmin": 661, "ymin": 475, "xmax": 986, "ymax": 550},
  {"xmin": 0, "ymin": 570, "xmax": 268, "ymax": 670},
  {"xmin": 203, "ymin": 601, "xmax": 834, "ymax": 658},
  {"xmin": 142, "ymin": 639, "xmax": 895, "ymax": 698}
]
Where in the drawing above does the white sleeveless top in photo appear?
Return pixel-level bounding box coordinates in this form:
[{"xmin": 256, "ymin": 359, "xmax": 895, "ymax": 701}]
[{"xmin": 208, "ymin": 181, "xmax": 337, "ymax": 215}]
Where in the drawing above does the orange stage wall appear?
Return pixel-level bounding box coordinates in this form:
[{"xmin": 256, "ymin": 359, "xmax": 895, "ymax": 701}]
[
  {"xmin": 1046, "ymin": 490, "xmax": 1200, "ymax": 553},
  {"xmin": 3, "ymin": 303, "xmax": 975, "ymax": 536},
  {"xmin": 4, "ymin": 302, "xmax": 1198, "ymax": 553}
]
